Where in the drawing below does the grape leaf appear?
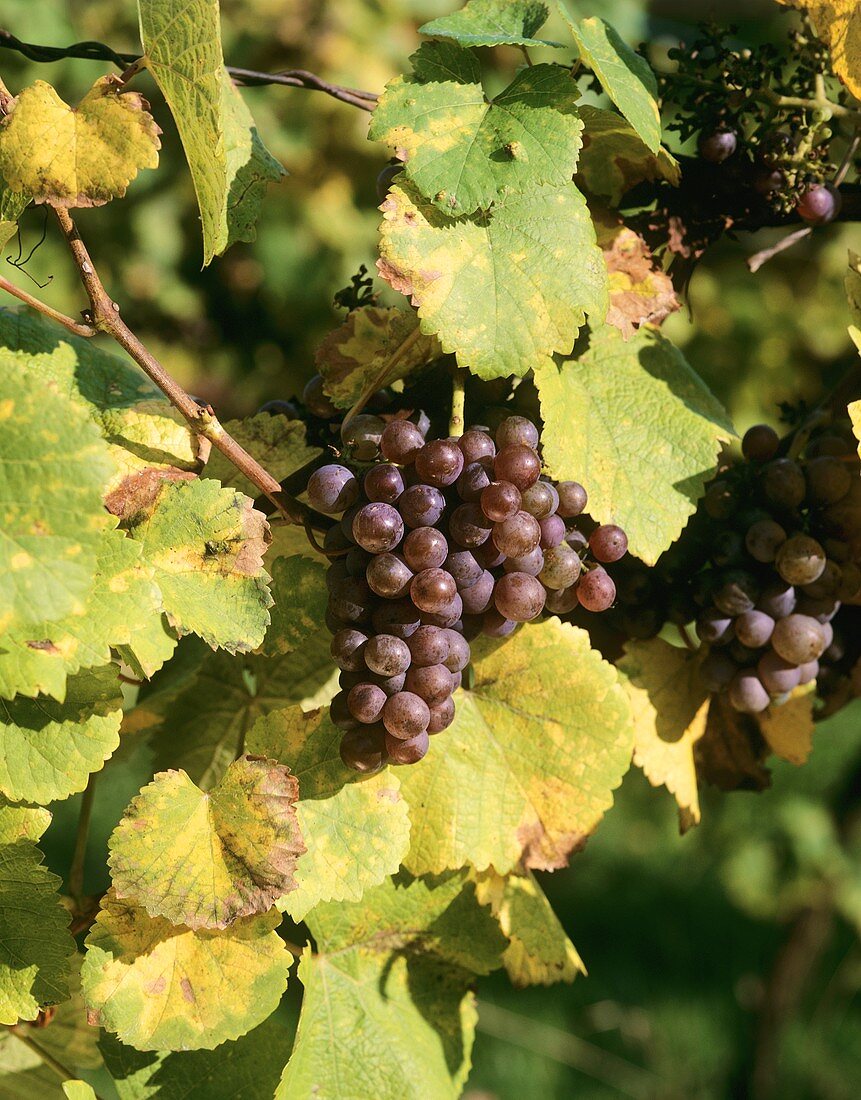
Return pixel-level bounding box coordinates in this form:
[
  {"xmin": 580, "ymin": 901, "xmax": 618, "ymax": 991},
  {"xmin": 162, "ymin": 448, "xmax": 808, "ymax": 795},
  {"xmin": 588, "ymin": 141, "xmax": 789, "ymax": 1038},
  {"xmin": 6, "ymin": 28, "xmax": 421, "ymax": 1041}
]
[
  {"xmin": 850, "ymin": 399, "xmax": 861, "ymax": 459},
  {"xmin": 777, "ymin": 2, "xmax": 861, "ymax": 99},
  {"xmin": 600, "ymin": 222, "xmax": 680, "ymax": 338},
  {"xmin": 576, "ymin": 105, "xmax": 679, "ymax": 204},
  {"xmin": 203, "ymin": 413, "xmax": 320, "ymax": 498},
  {"xmin": 535, "ymin": 326, "xmax": 735, "ymax": 564},
  {"xmin": 475, "ymin": 868, "xmax": 585, "ymax": 986},
  {"xmin": 619, "ymin": 638, "xmax": 710, "ymax": 831},
  {"xmin": 263, "ymin": 555, "xmax": 328, "ymax": 658},
  {"xmin": 62, "ymin": 1084, "xmax": 96, "ymax": 1100},
  {"xmin": 378, "ymin": 180, "xmax": 607, "ymax": 380},
  {"xmin": 278, "ymin": 872, "xmax": 505, "ymax": 1100},
  {"xmin": 99, "ymin": 1018, "xmax": 289, "ymax": 1100},
  {"xmin": 695, "ymin": 697, "xmax": 770, "ymax": 793},
  {"xmin": 557, "ymin": 6, "xmax": 661, "ymax": 152},
  {"xmin": 246, "ymin": 706, "xmax": 411, "ymax": 921},
  {"xmin": 315, "ymin": 306, "xmax": 441, "ymax": 410},
  {"xmin": 0, "ymin": 528, "xmax": 162, "ymax": 703},
  {"xmin": 130, "ymin": 639, "xmax": 336, "ymax": 791},
  {"xmin": 108, "ymin": 756, "xmax": 304, "ymax": 930},
  {"xmin": 419, "ymin": 0, "xmax": 563, "ymax": 48},
  {"xmin": 0, "ymin": 77, "xmax": 160, "ymax": 207},
  {"xmin": 397, "ymin": 619, "xmax": 632, "ymax": 875},
  {"xmin": 0, "ymin": 841, "xmax": 74, "ymax": 1024},
  {"xmin": 126, "ymin": 478, "xmax": 273, "ymax": 654},
  {"xmin": 0, "ymin": 186, "xmax": 29, "ymax": 250},
  {"xmin": 82, "ymin": 892, "xmax": 291, "ymax": 1052},
  {"xmin": 0, "ymin": 359, "xmax": 115, "ymax": 634},
  {"xmin": 0, "ymin": 666, "xmax": 122, "ymax": 804},
  {"xmin": 0, "ymin": 797, "xmax": 51, "ymax": 843},
  {"xmin": 116, "ymin": 614, "xmax": 179, "ymax": 682},
  {"xmin": 138, "ymin": 1, "xmax": 283, "ymax": 263},
  {"xmin": 370, "ymin": 44, "xmax": 583, "ymax": 216},
  {"xmin": 757, "ymin": 686, "xmax": 816, "ymax": 766},
  {"xmin": 97, "ymin": 401, "xmax": 199, "ymax": 495}
]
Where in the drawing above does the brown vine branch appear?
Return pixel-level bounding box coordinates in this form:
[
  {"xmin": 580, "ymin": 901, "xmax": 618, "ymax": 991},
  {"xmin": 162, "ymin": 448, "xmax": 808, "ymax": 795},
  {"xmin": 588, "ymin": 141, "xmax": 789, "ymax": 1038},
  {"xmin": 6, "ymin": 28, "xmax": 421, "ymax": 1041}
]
[
  {"xmin": 0, "ymin": 29, "xmax": 378, "ymax": 111},
  {"xmin": 0, "ymin": 273, "xmax": 95, "ymax": 336}
]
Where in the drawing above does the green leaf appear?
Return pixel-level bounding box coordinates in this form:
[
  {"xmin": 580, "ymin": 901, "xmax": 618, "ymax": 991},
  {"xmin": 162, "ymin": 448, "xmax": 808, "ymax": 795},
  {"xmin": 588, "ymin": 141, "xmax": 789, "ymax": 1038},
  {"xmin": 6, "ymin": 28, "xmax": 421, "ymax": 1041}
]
[
  {"xmin": 558, "ymin": 7, "xmax": 661, "ymax": 152},
  {"xmin": 99, "ymin": 1018, "xmax": 289, "ymax": 1099},
  {"xmin": 127, "ymin": 478, "xmax": 273, "ymax": 653},
  {"xmin": 370, "ymin": 44, "xmax": 582, "ymax": 216},
  {"xmin": 0, "ymin": 797, "xmax": 51, "ymax": 843},
  {"xmin": 0, "ymin": 358, "xmax": 115, "ymax": 634},
  {"xmin": 138, "ymin": 1, "xmax": 283, "ymax": 263},
  {"xmin": 475, "ymin": 869, "xmax": 585, "ymax": 986},
  {"xmin": 577, "ymin": 104, "xmax": 679, "ymax": 204},
  {"xmin": 263, "ymin": 555, "xmax": 328, "ymax": 658},
  {"xmin": 0, "ymin": 186, "xmax": 30, "ymax": 250},
  {"xmin": 378, "ymin": 180, "xmax": 607, "ymax": 380},
  {"xmin": 132, "ymin": 640, "xmax": 337, "ymax": 790},
  {"xmin": 108, "ymin": 755, "xmax": 304, "ymax": 930},
  {"xmin": 202, "ymin": 413, "xmax": 320, "ymax": 499},
  {"xmin": 82, "ymin": 892, "xmax": 291, "ymax": 1052},
  {"xmin": 0, "ymin": 666, "xmax": 122, "ymax": 804},
  {"xmin": 619, "ymin": 638, "xmax": 710, "ymax": 831},
  {"xmin": 246, "ymin": 706, "xmax": 411, "ymax": 921},
  {"xmin": 398, "ymin": 618, "xmax": 633, "ymax": 875},
  {"xmin": 97, "ymin": 401, "xmax": 199, "ymax": 498},
  {"xmin": 0, "ymin": 841, "xmax": 74, "ymax": 1024},
  {"xmin": 0, "ymin": 528, "xmax": 162, "ymax": 702},
  {"xmin": 535, "ymin": 326, "xmax": 735, "ymax": 564},
  {"xmin": 419, "ymin": 0, "xmax": 563, "ymax": 47},
  {"xmin": 0, "ymin": 77, "xmax": 160, "ymax": 207},
  {"xmin": 62, "ymin": 1083, "xmax": 96, "ymax": 1100},
  {"xmin": 315, "ymin": 306, "xmax": 440, "ymax": 410},
  {"xmin": 278, "ymin": 872, "xmax": 505, "ymax": 1100}
]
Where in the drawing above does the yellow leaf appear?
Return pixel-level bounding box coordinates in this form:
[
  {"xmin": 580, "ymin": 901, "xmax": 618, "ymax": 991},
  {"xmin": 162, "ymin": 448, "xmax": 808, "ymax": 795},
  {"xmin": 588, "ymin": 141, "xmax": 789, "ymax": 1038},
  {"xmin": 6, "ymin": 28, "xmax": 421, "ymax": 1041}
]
[
  {"xmin": 619, "ymin": 638, "xmax": 710, "ymax": 830},
  {"xmin": 0, "ymin": 78, "xmax": 160, "ymax": 208},
  {"xmin": 757, "ymin": 686, "xmax": 816, "ymax": 765},
  {"xmin": 778, "ymin": 2, "xmax": 861, "ymax": 99}
]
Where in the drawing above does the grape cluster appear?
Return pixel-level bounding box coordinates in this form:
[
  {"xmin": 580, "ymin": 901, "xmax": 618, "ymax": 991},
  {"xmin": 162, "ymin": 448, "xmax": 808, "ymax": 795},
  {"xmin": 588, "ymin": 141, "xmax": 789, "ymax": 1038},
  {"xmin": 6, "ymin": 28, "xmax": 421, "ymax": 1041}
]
[
  {"xmin": 679, "ymin": 423, "xmax": 859, "ymax": 713},
  {"xmin": 306, "ymin": 415, "xmax": 629, "ymax": 773}
]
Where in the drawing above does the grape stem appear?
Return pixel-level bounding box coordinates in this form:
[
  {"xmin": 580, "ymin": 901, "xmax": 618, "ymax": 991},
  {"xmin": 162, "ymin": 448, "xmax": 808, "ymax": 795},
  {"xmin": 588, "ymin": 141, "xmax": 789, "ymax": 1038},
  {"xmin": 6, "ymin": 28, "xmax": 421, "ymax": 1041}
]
[
  {"xmin": 0, "ymin": 196, "xmax": 331, "ymax": 535},
  {"xmin": 7, "ymin": 1027, "xmax": 106, "ymax": 1095},
  {"xmin": 449, "ymin": 367, "xmax": 467, "ymax": 438},
  {"xmin": 68, "ymin": 773, "xmax": 97, "ymax": 914},
  {"xmin": 342, "ymin": 323, "xmax": 426, "ymax": 428}
]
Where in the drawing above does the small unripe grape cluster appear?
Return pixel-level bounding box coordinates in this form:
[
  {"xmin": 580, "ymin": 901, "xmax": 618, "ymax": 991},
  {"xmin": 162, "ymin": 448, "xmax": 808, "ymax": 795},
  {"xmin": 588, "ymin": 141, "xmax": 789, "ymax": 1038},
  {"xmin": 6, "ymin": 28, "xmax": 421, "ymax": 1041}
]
[
  {"xmin": 684, "ymin": 423, "xmax": 860, "ymax": 713},
  {"xmin": 307, "ymin": 415, "xmax": 630, "ymax": 772}
]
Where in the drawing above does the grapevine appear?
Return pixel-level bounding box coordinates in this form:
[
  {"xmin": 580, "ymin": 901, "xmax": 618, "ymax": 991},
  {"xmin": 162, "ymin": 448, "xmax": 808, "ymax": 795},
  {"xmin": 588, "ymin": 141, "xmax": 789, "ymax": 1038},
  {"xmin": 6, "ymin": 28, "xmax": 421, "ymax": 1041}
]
[{"xmin": 0, "ymin": 0, "xmax": 859, "ymax": 1097}]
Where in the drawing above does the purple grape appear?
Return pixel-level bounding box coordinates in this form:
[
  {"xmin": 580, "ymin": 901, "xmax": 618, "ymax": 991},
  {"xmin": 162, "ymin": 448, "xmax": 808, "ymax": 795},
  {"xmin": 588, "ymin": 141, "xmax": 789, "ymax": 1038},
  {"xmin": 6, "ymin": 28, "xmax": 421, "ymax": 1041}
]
[
  {"xmin": 415, "ymin": 439, "xmax": 465, "ymax": 487},
  {"xmin": 544, "ymin": 585, "xmax": 580, "ymax": 614},
  {"xmin": 775, "ymin": 534, "xmax": 826, "ymax": 586},
  {"xmin": 364, "ymin": 634, "xmax": 412, "ymax": 677},
  {"xmin": 441, "ymin": 629, "xmax": 470, "ymax": 672},
  {"xmin": 757, "ymin": 582, "xmax": 796, "ymax": 619},
  {"xmin": 589, "ymin": 525, "xmax": 628, "ymax": 564},
  {"xmin": 539, "ymin": 514, "xmax": 566, "ymax": 549},
  {"xmin": 399, "ymin": 484, "xmax": 446, "ymax": 529},
  {"xmin": 380, "ymin": 419, "xmax": 425, "ymax": 464},
  {"xmin": 745, "ymin": 519, "xmax": 786, "ymax": 563},
  {"xmin": 556, "ymin": 482, "xmax": 587, "ymax": 518},
  {"xmin": 352, "ymin": 503, "xmax": 404, "ymax": 553},
  {"xmin": 459, "ymin": 430, "xmax": 496, "ymax": 464},
  {"xmin": 457, "ymin": 461, "xmax": 493, "ymax": 502},
  {"xmin": 728, "ymin": 670, "xmax": 770, "ymax": 714},
  {"xmin": 796, "ymin": 183, "xmax": 841, "ymax": 225},
  {"xmin": 460, "ymin": 569, "xmax": 495, "ymax": 615},
  {"xmin": 385, "ymin": 729, "xmax": 429, "ymax": 764},
  {"xmin": 734, "ymin": 610, "xmax": 775, "ymax": 648},
  {"xmin": 428, "ymin": 697, "xmax": 456, "ymax": 734},
  {"xmin": 382, "ymin": 691, "xmax": 430, "ymax": 739},
  {"xmin": 758, "ymin": 651, "xmax": 801, "ymax": 694},
  {"xmin": 539, "ymin": 544, "xmax": 581, "ymax": 589},
  {"xmin": 482, "ymin": 608, "xmax": 517, "ymax": 637},
  {"xmin": 520, "ymin": 482, "xmax": 558, "ymax": 519},
  {"xmin": 403, "ymin": 526, "xmax": 448, "ymax": 571},
  {"xmin": 366, "ymin": 553, "xmax": 413, "ymax": 598},
  {"xmin": 450, "ymin": 503, "xmax": 493, "ymax": 547},
  {"xmin": 307, "ymin": 464, "xmax": 359, "ymax": 514},
  {"xmin": 303, "ymin": 374, "xmax": 337, "ymax": 418},
  {"xmin": 698, "ymin": 128, "xmax": 737, "ymax": 163},
  {"xmin": 496, "ymin": 416, "xmax": 539, "ymax": 451},
  {"xmin": 410, "ymin": 569, "xmax": 457, "ymax": 614},
  {"xmin": 340, "ymin": 727, "xmax": 386, "ymax": 773},
  {"xmin": 771, "ymin": 614, "xmax": 826, "ymax": 664},
  {"xmin": 364, "ymin": 463, "xmax": 405, "ymax": 503},
  {"xmin": 577, "ymin": 567, "xmax": 616, "ymax": 612},
  {"xmin": 405, "ymin": 663, "xmax": 454, "ymax": 706},
  {"xmin": 494, "ymin": 572, "xmax": 546, "ymax": 621},
  {"xmin": 741, "ymin": 424, "xmax": 779, "ymax": 462},
  {"xmin": 347, "ymin": 683, "xmax": 387, "ymax": 724},
  {"xmin": 330, "ymin": 629, "xmax": 368, "ymax": 672},
  {"xmin": 494, "ymin": 445, "xmax": 541, "ymax": 491},
  {"xmin": 481, "ymin": 481, "xmax": 522, "ymax": 522},
  {"xmin": 407, "ymin": 625, "xmax": 450, "ymax": 668},
  {"xmin": 492, "ymin": 511, "xmax": 541, "ymax": 557},
  {"xmin": 504, "ymin": 546, "xmax": 545, "ymax": 576},
  {"xmin": 445, "ymin": 549, "xmax": 484, "ymax": 590}
]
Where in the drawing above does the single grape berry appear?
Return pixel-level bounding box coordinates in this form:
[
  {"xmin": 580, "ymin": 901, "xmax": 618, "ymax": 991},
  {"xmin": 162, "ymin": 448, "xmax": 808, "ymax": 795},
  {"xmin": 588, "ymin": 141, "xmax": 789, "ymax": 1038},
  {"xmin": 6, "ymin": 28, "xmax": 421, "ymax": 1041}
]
[
  {"xmin": 745, "ymin": 519, "xmax": 786, "ymax": 563},
  {"xmin": 577, "ymin": 567, "xmax": 616, "ymax": 612},
  {"xmin": 538, "ymin": 514, "xmax": 566, "ymax": 549},
  {"xmin": 364, "ymin": 463, "xmax": 405, "ymax": 504},
  {"xmin": 307, "ymin": 464, "xmax": 359, "ymax": 514},
  {"xmin": 342, "ymin": 414, "xmax": 385, "ymax": 462},
  {"xmin": 761, "ymin": 458, "xmax": 806, "ymax": 510},
  {"xmin": 589, "ymin": 525, "xmax": 628, "ymax": 563},
  {"xmin": 445, "ymin": 549, "xmax": 484, "ymax": 590},
  {"xmin": 728, "ymin": 670, "xmax": 770, "ymax": 714},
  {"xmin": 365, "ymin": 553, "xmax": 412, "ymax": 599},
  {"xmin": 556, "ymin": 481, "xmax": 587, "ymax": 518},
  {"xmin": 457, "ymin": 461, "xmax": 493, "ymax": 502},
  {"xmin": 805, "ymin": 456, "xmax": 852, "ymax": 506},
  {"xmin": 405, "ymin": 663, "xmax": 453, "ymax": 706},
  {"xmin": 775, "ymin": 534, "xmax": 826, "ymax": 586},
  {"xmin": 340, "ymin": 727, "xmax": 386, "ymax": 773},
  {"xmin": 382, "ymin": 691, "xmax": 431, "ymax": 740},
  {"xmin": 698, "ymin": 128, "xmax": 737, "ymax": 163},
  {"xmin": 520, "ymin": 481, "xmax": 558, "ymax": 520},
  {"xmin": 380, "ymin": 419, "xmax": 425, "ymax": 464},
  {"xmin": 459, "ymin": 569, "xmax": 495, "ymax": 615},
  {"xmin": 539, "ymin": 544, "xmax": 581, "ymax": 589},
  {"xmin": 385, "ymin": 729, "xmax": 429, "ymax": 764},
  {"xmin": 441, "ymin": 629, "xmax": 471, "ymax": 672},
  {"xmin": 494, "ymin": 444, "xmax": 541, "ymax": 491},
  {"xmin": 459, "ymin": 429, "xmax": 496, "ymax": 464},
  {"xmin": 734, "ymin": 610, "xmax": 775, "ymax": 648},
  {"xmin": 481, "ymin": 481, "xmax": 522, "ymax": 522},
  {"xmin": 504, "ymin": 546, "xmax": 545, "ymax": 576},
  {"xmin": 449, "ymin": 502, "xmax": 493, "ymax": 547},
  {"xmin": 399, "ymin": 484, "xmax": 446, "ymax": 529},
  {"xmin": 428, "ymin": 697, "xmax": 456, "ymax": 733},
  {"xmin": 352, "ymin": 503, "xmax": 405, "ymax": 554},
  {"xmin": 796, "ymin": 184, "xmax": 841, "ymax": 225},
  {"xmin": 403, "ymin": 527, "xmax": 448, "ymax": 571},
  {"xmin": 771, "ymin": 614, "xmax": 826, "ymax": 665},
  {"xmin": 407, "ymin": 625, "xmax": 450, "ymax": 668},
  {"xmin": 544, "ymin": 585, "xmax": 580, "ymax": 614},
  {"xmin": 330, "ymin": 629, "xmax": 368, "ymax": 672},
  {"xmin": 410, "ymin": 569, "xmax": 457, "ymax": 614},
  {"xmin": 492, "ymin": 511, "xmax": 541, "ymax": 557},
  {"xmin": 742, "ymin": 424, "xmax": 780, "ymax": 462},
  {"xmin": 496, "ymin": 416, "xmax": 540, "ymax": 451},
  {"xmin": 347, "ymin": 683, "xmax": 387, "ymax": 724},
  {"xmin": 758, "ymin": 651, "xmax": 801, "ymax": 695},
  {"xmin": 494, "ymin": 572, "xmax": 546, "ymax": 621},
  {"xmin": 364, "ymin": 634, "xmax": 412, "ymax": 677},
  {"xmin": 415, "ymin": 439, "xmax": 465, "ymax": 487},
  {"xmin": 302, "ymin": 374, "xmax": 337, "ymax": 418}
]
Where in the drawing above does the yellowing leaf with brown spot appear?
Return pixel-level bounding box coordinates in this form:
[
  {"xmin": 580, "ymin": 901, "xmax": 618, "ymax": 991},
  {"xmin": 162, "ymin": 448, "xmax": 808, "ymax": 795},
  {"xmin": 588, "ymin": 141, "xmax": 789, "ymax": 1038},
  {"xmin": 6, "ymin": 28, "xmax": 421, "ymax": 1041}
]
[
  {"xmin": 108, "ymin": 756, "xmax": 304, "ymax": 930},
  {"xmin": 246, "ymin": 706, "xmax": 411, "ymax": 921},
  {"xmin": 620, "ymin": 638, "xmax": 710, "ymax": 831},
  {"xmin": 601, "ymin": 224, "xmax": 680, "ymax": 338},
  {"xmin": 778, "ymin": 2, "xmax": 861, "ymax": 99},
  {"xmin": 397, "ymin": 619, "xmax": 633, "ymax": 875},
  {"xmin": 757, "ymin": 686, "xmax": 816, "ymax": 766},
  {"xmin": 0, "ymin": 78, "xmax": 160, "ymax": 208},
  {"xmin": 475, "ymin": 869, "xmax": 585, "ymax": 987},
  {"xmin": 316, "ymin": 306, "xmax": 440, "ymax": 409},
  {"xmin": 82, "ymin": 892, "xmax": 290, "ymax": 1052}
]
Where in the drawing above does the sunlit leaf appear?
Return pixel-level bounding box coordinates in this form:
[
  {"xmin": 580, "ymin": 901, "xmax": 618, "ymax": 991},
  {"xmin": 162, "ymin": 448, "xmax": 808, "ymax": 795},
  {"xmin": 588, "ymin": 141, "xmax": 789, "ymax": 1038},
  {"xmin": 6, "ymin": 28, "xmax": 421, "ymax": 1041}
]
[
  {"xmin": 397, "ymin": 619, "xmax": 633, "ymax": 875},
  {"xmin": 757, "ymin": 686, "xmax": 816, "ymax": 766},
  {"xmin": 599, "ymin": 222, "xmax": 680, "ymax": 338},
  {"xmin": 370, "ymin": 43, "xmax": 583, "ymax": 216},
  {"xmin": 278, "ymin": 872, "xmax": 505, "ymax": 1099},
  {"xmin": 419, "ymin": 0, "xmax": 563, "ymax": 48},
  {"xmin": 316, "ymin": 306, "xmax": 440, "ymax": 409},
  {"xmin": 558, "ymin": 6, "xmax": 661, "ymax": 152},
  {"xmin": 619, "ymin": 638, "xmax": 710, "ymax": 830},
  {"xmin": 82, "ymin": 893, "xmax": 290, "ymax": 1052},
  {"xmin": 535, "ymin": 326, "xmax": 735, "ymax": 564},
  {"xmin": 475, "ymin": 868, "xmax": 585, "ymax": 986},
  {"xmin": 0, "ymin": 77, "xmax": 160, "ymax": 207},
  {"xmin": 263, "ymin": 554, "xmax": 328, "ymax": 658},
  {"xmin": 0, "ymin": 797, "xmax": 51, "ymax": 844},
  {"xmin": 0, "ymin": 186, "xmax": 29, "ymax": 250},
  {"xmin": 0, "ymin": 841, "xmax": 74, "ymax": 1024},
  {"xmin": 777, "ymin": 1, "xmax": 861, "ymax": 99},
  {"xmin": 378, "ymin": 180, "xmax": 607, "ymax": 380},
  {"xmin": 0, "ymin": 666, "xmax": 122, "ymax": 804},
  {"xmin": 246, "ymin": 706, "xmax": 411, "ymax": 921},
  {"xmin": 576, "ymin": 105, "xmax": 679, "ymax": 204}
]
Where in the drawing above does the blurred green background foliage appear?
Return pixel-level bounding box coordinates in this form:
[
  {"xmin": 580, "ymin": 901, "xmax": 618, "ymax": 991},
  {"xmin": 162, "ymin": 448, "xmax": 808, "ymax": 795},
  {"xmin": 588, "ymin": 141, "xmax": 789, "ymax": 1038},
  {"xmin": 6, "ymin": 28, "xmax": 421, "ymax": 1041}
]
[{"xmin": 3, "ymin": 0, "xmax": 861, "ymax": 1096}]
